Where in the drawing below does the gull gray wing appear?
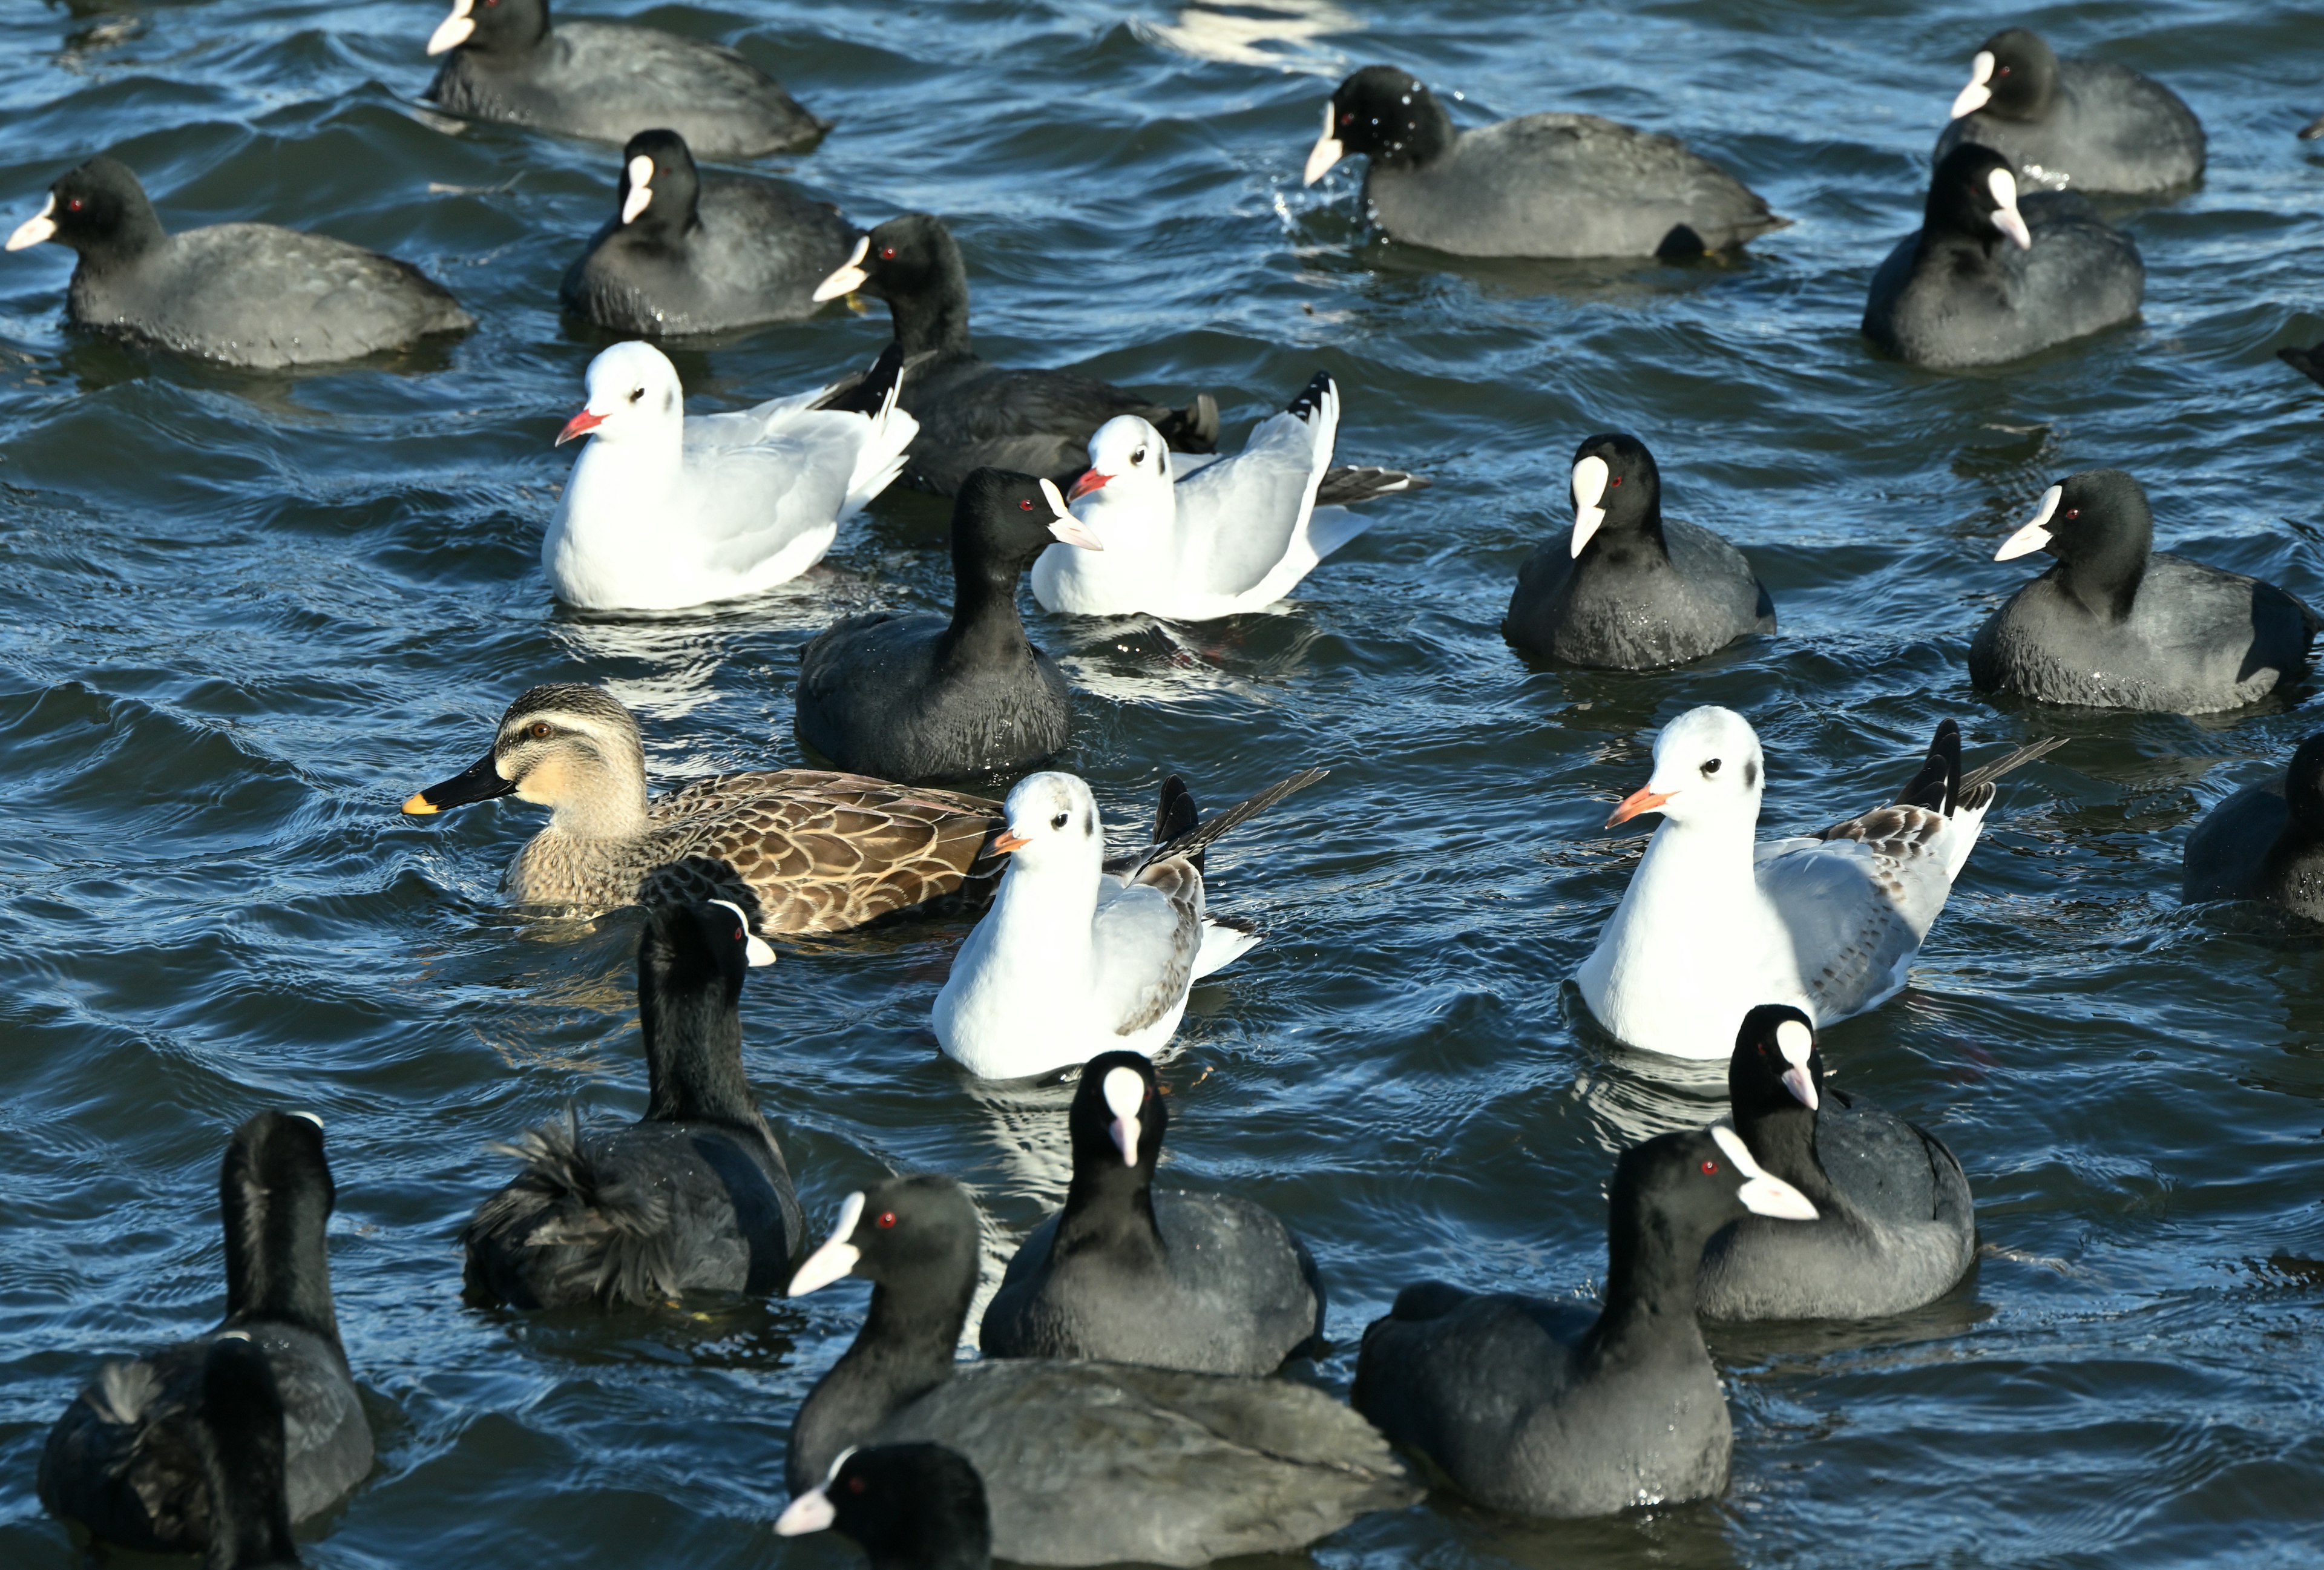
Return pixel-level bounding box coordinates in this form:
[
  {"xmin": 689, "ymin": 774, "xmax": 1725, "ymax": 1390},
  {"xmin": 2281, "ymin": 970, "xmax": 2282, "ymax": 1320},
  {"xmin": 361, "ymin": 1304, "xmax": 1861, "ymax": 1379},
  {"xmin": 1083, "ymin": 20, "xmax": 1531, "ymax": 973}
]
[
  {"xmin": 1170, "ymin": 375, "xmax": 1336, "ymax": 599},
  {"xmin": 678, "ymin": 407, "xmax": 875, "ymax": 574},
  {"xmin": 1090, "ymin": 865, "xmax": 1202, "ymax": 1034},
  {"xmin": 1756, "ymin": 806, "xmax": 1957, "ymax": 1023}
]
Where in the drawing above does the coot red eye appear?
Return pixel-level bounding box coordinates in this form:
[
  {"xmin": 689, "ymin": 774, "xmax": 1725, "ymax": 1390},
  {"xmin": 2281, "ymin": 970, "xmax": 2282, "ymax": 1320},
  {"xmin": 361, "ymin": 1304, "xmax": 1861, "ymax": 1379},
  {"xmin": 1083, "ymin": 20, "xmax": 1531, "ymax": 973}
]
[
  {"xmin": 847, "ymin": 1476, "xmax": 867, "ymax": 1494},
  {"xmin": 1019, "ymin": 499, "xmax": 1034, "ymax": 510},
  {"xmin": 1700, "ymin": 1160, "xmax": 1718, "ymax": 1175},
  {"xmin": 876, "ymin": 1211, "xmax": 897, "ymax": 1229},
  {"xmin": 1609, "ymin": 476, "xmax": 1621, "ymax": 487},
  {"xmin": 67, "ymin": 198, "xmax": 82, "ymax": 212},
  {"xmin": 880, "ymin": 246, "xmax": 896, "ymax": 260},
  {"xmin": 2065, "ymin": 508, "xmax": 2078, "ymax": 521}
]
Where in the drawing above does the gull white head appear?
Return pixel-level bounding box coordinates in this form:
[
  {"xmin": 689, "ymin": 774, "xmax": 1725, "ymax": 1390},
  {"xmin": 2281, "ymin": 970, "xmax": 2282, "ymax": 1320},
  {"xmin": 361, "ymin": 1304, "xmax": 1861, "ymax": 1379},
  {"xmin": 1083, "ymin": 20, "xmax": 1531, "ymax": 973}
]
[
  {"xmin": 1985, "ymin": 165, "xmax": 2031, "ymax": 250},
  {"xmin": 426, "ymin": 0, "xmax": 475, "ymax": 55},
  {"xmin": 1303, "ymin": 100, "xmax": 1345, "ymax": 186},
  {"xmin": 1950, "ymin": 48, "xmax": 1996, "ymax": 119},
  {"xmin": 557, "ymin": 341, "xmax": 683, "ymax": 447},
  {"xmin": 1570, "ymin": 453, "xmax": 1611, "ymax": 557},
  {"xmin": 6, "ymin": 192, "xmax": 56, "ymax": 252},
  {"xmin": 1712, "ymin": 1125, "xmax": 1819, "ymax": 1220},
  {"xmin": 1606, "ymin": 705, "xmax": 1765, "ymax": 831},
  {"xmin": 620, "ymin": 155, "xmax": 655, "ymax": 225},
  {"xmin": 706, "ymin": 899, "xmax": 776, "ymax": 968},
  {"xmin": 1995, "ymin": 484, "xmax": 2060, "ymax": 560},
  {"xmin": 1102, "ymin": 1063, "xmax": 1146, "ymax": 1166},
  {"xmin": 1066, "ymin": 416, "xmax": 1172, "ymax": 510},
  {"xmin": 992, "ymin": 772, "xmax": 1105, "ymax": 876},
  {"xmin": 774, "ymin": 1448, "xmax": 855, "ymax": 1537},
  {"xmin": 788, "ymin": 1191, "xmax": 865, "ymax": 1297}
]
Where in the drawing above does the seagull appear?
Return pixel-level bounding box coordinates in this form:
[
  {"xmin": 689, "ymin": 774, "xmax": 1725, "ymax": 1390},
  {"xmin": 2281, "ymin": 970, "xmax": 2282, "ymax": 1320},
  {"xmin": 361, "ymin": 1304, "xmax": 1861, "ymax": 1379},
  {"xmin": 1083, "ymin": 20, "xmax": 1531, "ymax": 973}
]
[
  {"xmin": 933, "ymin": 768, "xmax": 1325, "ymax": 1079},
  {"xmin": 1029, "ymin": 372, "xmax": 1420, "ymax": 620},
  {"xmin": 1575, "ymin": 706, "xmax": 2063, "ymax": 1060},
  {"xmin": 541, "ymin": 340, "xmax": 916, "ymax": 611}
]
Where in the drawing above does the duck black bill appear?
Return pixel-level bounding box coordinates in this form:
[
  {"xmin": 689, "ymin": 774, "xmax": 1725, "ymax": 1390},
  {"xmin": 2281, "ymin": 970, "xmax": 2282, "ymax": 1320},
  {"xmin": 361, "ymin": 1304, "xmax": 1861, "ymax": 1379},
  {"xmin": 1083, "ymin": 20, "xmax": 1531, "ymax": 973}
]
[{"xmin": 403, "ymin": 751, "xmax": 514, "ymax": 815}]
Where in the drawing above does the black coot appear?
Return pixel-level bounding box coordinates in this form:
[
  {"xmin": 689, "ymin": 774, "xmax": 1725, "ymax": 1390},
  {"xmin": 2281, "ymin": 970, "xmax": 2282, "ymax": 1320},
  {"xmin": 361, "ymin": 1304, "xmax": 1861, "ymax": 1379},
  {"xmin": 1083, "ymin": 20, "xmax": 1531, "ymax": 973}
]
[
  {"xmin": 560, "ymin": 129, "xmax": 856, "ymax": 335},
  {"xmin": 463, "ymin": 901, "xmax": 804, "ymax": 1307},
  {"xmin": 38, "ymin": 1112, "xmax": 373, "ymax": 1552},
  {"xmin": 422, "ymin": 0, "xmax": 826, "ymax": 159},
  {"xmin": 980, "ymin": 1052, "xmax": 1324, "ymax": 1375},
  {"xmin": 1864, "ymin": 144, "xmax": 2142, "ymax": 368},
  {"xmin": 1504, "ymin": 431, "xmax": 1774, "ymax": 669},
  {"xmin": 810, "ymin": 214, "xmax": 1217, "ymax": 496},
  {"xmin": 1934, "ymin": 27, "xmax": 2204, "ymax": 195},
  {"xmin": 1301, "ymin": 65, "xmax": 1784, "ymax": 258},
  {"xmin": 1970, "ymin": 469, "xmax": 2320, "ymax": 712},
  {"xmin": 775, "ymin": 1442, "xmax": 992, "ymax": 1570},
  {"xmin": 783, "ymin": 1175, "xmax": 1419, "ymax": 1567},
  {"xmin": 5, "ymin": 157, "xmax": 471, "ymax": 369},
  {"xmin": 1350, "ymin": 1126, "xmax": 1816, "ymax": 1518},
  {"xmin": 190, "ymin": 1336, "xmax": 305, "ymax": 1570},
  {"xmin": 2182, "ymin": 733, "xmax": 2324, "ymax": 919}
]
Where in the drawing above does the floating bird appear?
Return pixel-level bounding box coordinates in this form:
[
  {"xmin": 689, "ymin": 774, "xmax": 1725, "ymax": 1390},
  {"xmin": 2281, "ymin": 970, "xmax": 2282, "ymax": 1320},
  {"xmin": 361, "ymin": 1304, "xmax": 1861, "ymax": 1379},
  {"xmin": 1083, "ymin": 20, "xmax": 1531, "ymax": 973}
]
[
  {"xmin": 188, "ymin": 1336, "xmax": 304, "ymax": 1570},
  {"xmin": 776, "ymin": 1444, "xmax": 993, "ymax": 1570},
  {"xmin": 2181, "ymin": 732, "xmax": 2324, "ymax": 920},
  {"xmin": 1934, "ymin": 27, "xmax": 2204, "ymax": 194}
]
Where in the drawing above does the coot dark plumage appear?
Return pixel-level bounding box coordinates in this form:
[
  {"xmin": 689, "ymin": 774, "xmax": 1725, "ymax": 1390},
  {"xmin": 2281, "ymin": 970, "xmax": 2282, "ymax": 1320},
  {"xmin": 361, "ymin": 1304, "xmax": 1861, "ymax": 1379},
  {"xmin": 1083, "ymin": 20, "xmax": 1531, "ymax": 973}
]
[
  {"xmin": 1864, "ymin": 144, "xmax": 2142, "ymax": 367},
  {"xmin": 784, "ymin": 1175, "xmax": 1420, "ymax": 1567},
  {"xmin": 775, "ymin": 1443, "xmax": 992, "ymax": 1570},
  {"xmin": 1350, "ymin": 1127, "xmax": 1816, "ymax": 1518},
  {"xmin": 1934, "ymin": 27, "xmax": 2205, "ymax": 195},
  {"xmin": 810, "ymin": 214, "xmax": 1218, "ymax": 496},
  {"xmin": 462, "ymin": 901, "xmax": 804, "ymax": 1307},
  {"xmin": 1503, "ymin": 431, "xmax": 1774, "ymax": 669},
  {"xmin": 422, "ymin": 0, "xmax": 826, "ymax": 158},
  {"xmin": 980, "ymin": 1053, "xmax": 1324, "ymax": 1374},
  {"xmin": 1301, "ymin": 65, "xmax": 1784, "ymax": 258},
  {"xmin": 38, "ymin": 1112, "xmax": 372, "ymax": 1552},
  {"xmin": 1697, "ymin": 1006, "xmax": 1976, "ymax": 1321},
  {"xmin": 2181, "ymin": 733, "xmax": 2324, "ymax": 919},
  {"xmin": 1969, "ymin": 468, "xmax": 2320, "ymax": 712},
  {"xmin": 559, "ymin": 129, "xmax": 856, "ymax": 335},
  {"xmin": 793, "ymin": 469, "xmax": 1099, "ymax": 784},
  {"xmin": 190, "ymin": 1336, "xmax": 304, "ymax": 1570},
  {"xmin": 5, "ymin": 157, "xmax": 471, "ymax": 369}
]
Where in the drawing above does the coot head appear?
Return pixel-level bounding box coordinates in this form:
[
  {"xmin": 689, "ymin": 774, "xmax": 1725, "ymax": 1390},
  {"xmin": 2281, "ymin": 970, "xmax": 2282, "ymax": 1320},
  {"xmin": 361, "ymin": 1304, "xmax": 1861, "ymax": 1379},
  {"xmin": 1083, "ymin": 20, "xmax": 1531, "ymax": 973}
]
[
  {"xmin": 220, "ymin": 1112, "xmax": 340, "ymax": 1342},
  {"xmin": 1993, "ymin": 468, "xmax": 2154, "ymax": 618},
  {"xmin": 1567, "ymin": 432, "xmax": 1663, "ymax": 558},
  {"xmin": 812, "ymin": 212, "xmax": 959, "ymax": 306},
  {"xmin": 775, "ymin": 1443, "xmax": 993, "ymax": 1568},
  {"xmin": 1950, "ymin": 28, "xmax": 2061, "ymax": 123},
  {"xmin": 951, "ymin": 468, "xmax": 1101, "ymax": 583},
  {"xmin": 426, "ymin": 0, "xmax": 549, "ymax": 58},
  {"xmin": 613, "ymin": 129, "xmax": 701, "ymax": 235},
  {"xmin": 993, "ymin": 771, "xmax": 1105, "ymax": 878},
  {"xmin": 1925, "ymin": 144, "xmax": 2032, "ymax": 251},
  {"xmin": 1305, "ymin": 65, "xmax": 1454, "ymax": 183},
  {"xmin": 1068, "ymin": 415, "xmax": 1173, "ymax": 503},
  {"xmin": 789, "ymin": 1175, "xmax": 980, "ymax": 1298},
  {"xmin": 7, "ymin": 156, "xmax": 165, "ymax": 263},
  {"xmin": 557, "ymin": 340, "xmax": 684, "ymax": 445},
  {"xmin": 1730, "ymin": 1003, "xmax": 1822, "ymax": 1119},
  {"xmin": 1074, "ymin": 1051, "xmax": 1164, "ymax": 1171},
  {"xmin": 643, "ymin": 902, "xmax": 774, "ymax": 1011},
  {"xmin": 1604, "ymin": 705, "xmax": 1765, "ymax": 831},
  {"xmin": 1609, "ymin": 1125, "xmax": 1819, "ymax": 1269}
]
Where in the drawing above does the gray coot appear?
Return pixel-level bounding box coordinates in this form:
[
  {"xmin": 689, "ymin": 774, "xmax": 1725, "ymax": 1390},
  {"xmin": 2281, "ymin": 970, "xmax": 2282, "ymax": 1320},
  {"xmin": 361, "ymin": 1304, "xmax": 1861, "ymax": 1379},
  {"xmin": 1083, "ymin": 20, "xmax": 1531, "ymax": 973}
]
[
  {"xmin": 38, "ymin": 1113, "xmax": 373, "ymax": 1552},
  {"xmin": 979, "ymin": 1053, "xmax": 1325, "ymax": 1375},
  {"xmin": 1349, "ymin": 1126, "xmax": 1816, "ymax": 1519},
  {"xmin": 190, "ymin": 1336, "xmax": 305, "ymax": 1570},
  {"xmin": 1301, "ymin": 65, "xmax": 1784, "ymax": 259},
  {"xmin": 1970, "ymin": 468, "xmax": 2321, "ymax": 713},
  {"xmin": 1504, "ymin": 431, "xmax": 1774, "ymax": 669},
  {"xmin": 559, "ymin": 129, "xmax": 856, "ymax": 335},
  {"xmin": 5, "ymin": 157, "xmax": 472, "ymax": 369},
  {"xmin": 783, "ymin": 1175, "xmax": 1420, "ymax": 1568},
  {"xmin": 1863, "ymin": 144, "xmax": 2142, "ymax": 368},
  {"xmin": 462, "ymin": 901, "xmax": 804, "ymax": 1307},
  {"xmin": 1934, "ymin": 27, "xmax": 2205, "ymax": 195},
  {"xmin": 775, "ymin": 1442, "xmax": 992, "ymax": 1570},
  {"xmin": 809, "ymin": 214, "xmax": 1219, "ymax": 496},
  {"xmin": 2181, "ymin": 732, "xmax": 2324, "ymax": 919},
  {"xmin": 422, "ymin": 0, "xmax": 826, "ymax": 159},
  {"xmin": 1698, "ymin": 1005, "xmax": 1976, "ymax": 1321},
  {"xmin": 793, "ymin": 469, "xmax": 1098, "ymax": 784}
]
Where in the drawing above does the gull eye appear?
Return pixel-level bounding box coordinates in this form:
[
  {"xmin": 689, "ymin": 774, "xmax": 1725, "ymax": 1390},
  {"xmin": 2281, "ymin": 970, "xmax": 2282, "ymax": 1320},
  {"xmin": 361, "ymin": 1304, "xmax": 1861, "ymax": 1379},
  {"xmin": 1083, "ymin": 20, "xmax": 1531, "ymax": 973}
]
[
  {"xmin": 1131, "ymin": 448, "xmax": 1146, "ymax": 465},
  {"xmin": 875, "ymin": 1210, "xmax": 896, "ymax": 1229},
  {"xmin": 628, "ymin": 387, "xmax": 644, "ymax": 404},
  {"xmin": 1051, "ymin": 812, "xmax": 1069, "ymax": 830},
  {"xmin": 879, "ymin": 245, "xmax": 896, "ymax": 260},
  {"xmin": 1701, "ymin": 1160, "xmax": 1719, "ymax": 1175},
  {"xmin": 530, "ymin": 721, "xmax": 551, "ymax": 738},
  {"xmin": 1702, "ymin": 758, "xmax": 1722, "ymax": 777}
]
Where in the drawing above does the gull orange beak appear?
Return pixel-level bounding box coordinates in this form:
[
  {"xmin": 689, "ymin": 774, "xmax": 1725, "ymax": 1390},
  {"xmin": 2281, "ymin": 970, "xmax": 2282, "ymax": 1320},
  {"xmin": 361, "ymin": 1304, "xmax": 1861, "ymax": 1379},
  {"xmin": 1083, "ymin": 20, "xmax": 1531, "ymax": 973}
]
[
  {"xmin": 1604, "ymin": 786, "xmax": 1673, "ymax": 828},
  {"xmin": 556, "ymin": 409, "xmax": 607, "ymax": 446},
  {"xmin": 1066, "ymin": 469, "xmax": 1110, "ymax": 502},
  {"xmin": 992, "ymin": 830, "xmax": 1031, "ymax": 853}
]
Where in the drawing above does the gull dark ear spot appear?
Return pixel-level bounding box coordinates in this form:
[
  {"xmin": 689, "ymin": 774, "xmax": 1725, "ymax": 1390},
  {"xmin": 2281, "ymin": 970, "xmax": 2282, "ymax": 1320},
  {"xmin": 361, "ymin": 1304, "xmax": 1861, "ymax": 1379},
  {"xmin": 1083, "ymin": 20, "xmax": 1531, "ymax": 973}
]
[{"xmin": 1744, "ymin": 758, "xmax": 1759, "ymax": 789}]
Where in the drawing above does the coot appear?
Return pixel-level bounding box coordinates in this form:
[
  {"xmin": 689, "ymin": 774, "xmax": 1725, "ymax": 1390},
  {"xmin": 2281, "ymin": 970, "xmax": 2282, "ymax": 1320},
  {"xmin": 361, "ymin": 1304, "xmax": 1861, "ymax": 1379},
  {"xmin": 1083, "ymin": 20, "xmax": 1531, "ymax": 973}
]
[
  {"xmin": 775, "ymin": 1443, "xmax": 992, "ymax": 1569},
  {"xmin": 1934, "ymin": 27, "xmax": 2204, "ymax": 195},
  {"xmin": 2181, "ymin": 733, "xmax": 2324, "ymax": 919}
]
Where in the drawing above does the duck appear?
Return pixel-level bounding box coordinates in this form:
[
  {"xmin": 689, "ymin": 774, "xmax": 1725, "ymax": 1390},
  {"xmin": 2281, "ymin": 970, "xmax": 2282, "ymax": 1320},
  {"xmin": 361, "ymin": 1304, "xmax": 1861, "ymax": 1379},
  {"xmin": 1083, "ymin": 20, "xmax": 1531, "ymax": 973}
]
[
  {"xmin": 2181, "ymin": 732, "xmax": 2324, "ymax": 919},
  {"xmin": 1029, "ymin": 374, "xmax": 1423, "ymax": 620},
  {"xmin": 189, "ymin": 1336, "xmax": 304, "ymax": 1570},
  {"xmin": 1697, "ymin": 1006, "xmax": 1976, "ymax": 1321},
  {"xmin": 39, "ymin": 1113, "xmax": 372, "ymax": 1553},
  {"xmin": 541, "ymin": 340, "xmax": 915, "ymax": 611},
  {"xmin": 933, "ymin": 767, "xmax": 1325, "ymax": 1079},
  {"xmin": 464, "ymin": 901, "xmax": 802, "ymax": 1309},
  {"xmin": 559, "ymin": 129, "xmax": 858, "ymax": 335},
  {"xmin": 1575, "ymin": 708, "xmax": 2063, "ymax": 1060},
  {"xmin": 421, "ymin": 0, "xmax": 826, "ymax": 159},
  {"xmin": 980, "ymin": 1052, "xmax": 1325, "ymax": 1372},
  {"xmin": 1863, "ymin": 144, "xmax": 2142, "ymax": 368},
  {"xmin": 784, "ymin": 1175, "xmax": 1420, "ymax": 1567},
  {"xmin": 1350, "ymin": 1126, "xmax": 1816, "ymax": 1517},
  {"xmin": 5, "ymin": 157, "xmax": 471, "ymax": 369},
  {"xmin": 810, "ymin": 214, "xmax": 1218, "ymax": 496},
  {"xmin": 1504, "ymin": 431, "xmax": 1775, "ymax": 668},
  {"xmin": 1934, "ymin": 27, "xmax": 2204, "ymax": 195},
  {"xmin": 1969, "ymin": 469, "xmax": 2321, "ymax": 712},
  {"xmin": 1301, "ymin": 65, "xmax": 1784, "ymax": 258},
  {"xmin": 793, "ymin": 470, "xmax": 1100, "ymax": 784},
  {"xmin": 400, "ymin": 683, "xmax": 1008, "ymax": 936},
  {"xmin": 775, "ymin": 1444, "xmax": 992, "ymax": 1570}
]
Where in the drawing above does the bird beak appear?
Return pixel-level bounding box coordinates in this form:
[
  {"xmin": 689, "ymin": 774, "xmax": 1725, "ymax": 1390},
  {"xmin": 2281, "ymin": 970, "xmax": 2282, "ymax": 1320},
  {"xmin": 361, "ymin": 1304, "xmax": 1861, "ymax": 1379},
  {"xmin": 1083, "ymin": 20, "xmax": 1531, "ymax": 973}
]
[
  {"xmin": 556, "ymin": 407, "xmax": 607, "ymax": 446},
  {"xmin": 620, "ymin": 157, "xmax": 654, "ymax": 225},
  {"xmin": 1995, "ymin": 484, "xmax": 2061, "ymax": 560},
  {"xmin": 1569, "ymin": 454, "xmax": 1610, "ymax": 559},
  {"xmin": 1604, "ymin": 784, "xmax": 1673, "ymax": 828},
  {"xmin": 1986, "ymin": 168, "xmax": 2032, "ymax": 250},
  {"xmin": 812, "ymin": 235, "xmax": 871, "ymax": 303},
  {"xmin": 1066, "ymin": 469, "xmax": 1110, "ymax": 502},
  {"xmin": 1042, "ymin": 478, "xmax": 1102, "ymax": 549},
  {"xmin": 1949, "ymin": 49, "xmax": 1995, "ymax": 119},
  {"xmin": 1715, "ymin": 1125, "xmax": 1819, "ymax": 1221},
  {"xmin": 426, "ymin": 0, "xmax": 475, "ymax": 55},
  {"xmin": 6, "ymin": 194, "xmax": 56, "ymax": 252},
  {"xmin": 402, "ymin": 750, "xmax": 515, "ymax": 815},
  {"xmin": 1782, "ymin": 1065, "xmax": 1817, "ymax": 1110},
  {"xmin": 1111, "ymin": 1114, "xmax": 1140, "ymax": 1166},
  {"xmin": 787, "ymin": 1193, "xmax": 865, "ymax": 1297},
  {"xmin": 773, "ymin": 1488, "xmax": 836, "ymax": 1537},
  {"xmin": 1302, "ymin": 102, "xmax": 1344, "ymax": 186},
  {"xmin": 991, "ymin": 829, "xmax": 1031, "ymax": 853}
]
